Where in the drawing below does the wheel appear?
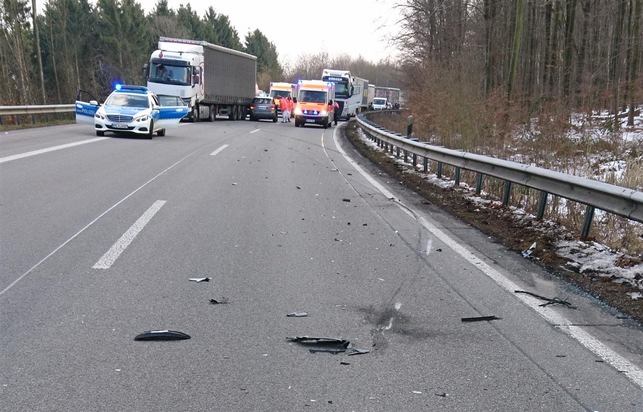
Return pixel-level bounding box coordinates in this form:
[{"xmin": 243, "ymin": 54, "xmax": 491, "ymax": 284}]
[
  {"xmin": 192, "ymin": 106, "xmax": 199, "ymax": 122},
  {"xmin": 295, "ymin": 119, "xmax": 300, "ymax": 127},
  {"xmin": 146, "ymin": 121, "xmax": 154, "ymax": 139},
  {"xmin": 323, "ymin": 117, "xmax": 329, "ymax": 129},
  {"xmin": 157, "ymin": 128, "xmax": 166, "ymax": 137},
  {"xmin": 249, "ymin": 115, "xmax": 256, "ymax": 121},
  {"xmin": 273, "ymin": 115, "xmax": 278, "ymax": 123},
  {"xmin": 208, "ymin": 106, "xmax": 215, "ymax": 122},
  {"xmin": 96, "ymin": 130, "xmax": 104, "ymax": 136}
]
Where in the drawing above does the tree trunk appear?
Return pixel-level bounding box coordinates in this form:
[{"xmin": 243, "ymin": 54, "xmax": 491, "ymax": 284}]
[{"xmin": 627, "ymin": 0, "xmax": 642, "ymax": 126}]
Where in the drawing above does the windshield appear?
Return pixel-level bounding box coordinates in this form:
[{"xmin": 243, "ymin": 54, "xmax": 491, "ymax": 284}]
[
  {"xmin": 270, "ymin": 90, "xmax": 291, "ymax": 98},
  {"xmin": 299, "ymin": 90, "xmax": 327, "ymax": 104},
  {"xmin": 323, "ymin": 77, "xmax": 348, "ymax": 97},
  {"xmin": 105, "ymin": 94, "xmax": 150, "ymax": 108},
  {"xmin": 373, "ymin": 98, "xmax": 386, "ymax": 105},
  {"xmin": 149, "ymin": 63, "xmax": 191, "ymax": 86}
]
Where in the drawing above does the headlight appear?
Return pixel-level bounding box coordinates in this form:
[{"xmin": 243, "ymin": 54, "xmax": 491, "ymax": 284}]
[
  {"xmin": 320, "ymin": 110, "xmax": 327, "ymax": 116},
  {"xmin": 94, "ymin": 113, "xmax": 105, "ymax": 120},
  {"xmin": 294, "ymin": 107, "xmax": 302, "ymax": 115},
  {"xmin": 134, "ymin": 114, "xmax": 149, "ymax": 122}
]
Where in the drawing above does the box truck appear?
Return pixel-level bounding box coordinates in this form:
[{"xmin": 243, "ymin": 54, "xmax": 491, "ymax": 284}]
[{"xmin": 145, "ymin": 37, "xmax": 257, "ymax": 121}]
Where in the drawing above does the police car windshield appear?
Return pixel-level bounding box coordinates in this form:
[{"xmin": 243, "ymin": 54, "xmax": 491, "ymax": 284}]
[
  {"xmin": 300, "ymin": 90, "xmax": 326, "ymax": 103},
  {"xmin": 106, "ymin": 94, "xmax": 150, "ymax": 108}
]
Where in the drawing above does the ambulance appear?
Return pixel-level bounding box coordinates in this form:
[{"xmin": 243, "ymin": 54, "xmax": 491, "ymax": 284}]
[
  {"xmin": 293, "ymin": 80, "xmax": 335, "ymax": 128},
  {"xmin": 269, "ymin": 82, "xmax": 295, "ymax": 115}
]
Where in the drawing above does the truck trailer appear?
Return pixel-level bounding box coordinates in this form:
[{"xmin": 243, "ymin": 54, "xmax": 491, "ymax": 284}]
[
  {"xmin": 374, "ymin": 86, "xmax": 401, "ymax": 109},
  {"xmin": 145, "ymin": 37, "xmax": 257, "ymax": 121}
]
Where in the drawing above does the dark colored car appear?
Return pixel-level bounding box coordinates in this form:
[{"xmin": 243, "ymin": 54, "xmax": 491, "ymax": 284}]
[{"xmin": 248, "ymin": 97, "xmax": 278, "ymax": 122}]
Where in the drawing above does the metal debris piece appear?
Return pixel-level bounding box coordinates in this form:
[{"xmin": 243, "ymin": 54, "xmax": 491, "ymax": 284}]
[
  {"xmin": 134, "ymin": 330, "xmax": 191, "ymax": 341},
  {"xmin": 189, "ymin": 277, "xmax": 210, "ymax": 283},
  {"xmin": 340, "ymin": 361, "xmax": 351, "ymax": 365},
  {"xmin": 514, "ymin": 290, "xmax": 577, "ymax": 309},
  {"xmin": 521, "ymin": 242, "xmax": 537, "ymax": 258},
  {"xmin": 209, "ymin": 298, "xmax": 229, "ymax": 304},
  {"xmin": 346, "ymin": 348, "xmax": 370, "ymax": 356},
  {"xmin": 461, "ymin": 315, "xmax": 501, "ymax": 322},
  {"xmin": 435, "ymin": 392, "xmax": 448, "ymax": 397},
  {"xmin": 287, "ymin": 312, "xmax": 309, "ymax": 317}
]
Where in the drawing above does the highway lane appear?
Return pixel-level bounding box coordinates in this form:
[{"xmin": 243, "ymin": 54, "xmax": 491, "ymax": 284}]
[{"xmin": 1, "ymin": 120, "xmax": 642, "ymax": 410}]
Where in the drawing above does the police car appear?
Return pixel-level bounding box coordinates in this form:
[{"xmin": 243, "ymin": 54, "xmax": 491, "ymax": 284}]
[{"xmin": 75, "ymin": 85, "xmax": 189, "ymax": 139}]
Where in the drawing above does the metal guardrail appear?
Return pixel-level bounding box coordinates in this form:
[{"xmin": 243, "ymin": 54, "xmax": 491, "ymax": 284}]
[
  {"xmin": 356, "ymin": 112, "xmax": 643, "ymax": 238},
  {"xmin": 0, "ymin": 104, "xmax": 75, "ymax": 125}
]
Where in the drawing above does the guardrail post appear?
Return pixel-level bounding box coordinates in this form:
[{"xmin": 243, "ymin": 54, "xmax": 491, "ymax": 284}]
[
  {"xmin": 412, "ymin": 153, "xmax": 417, "ymax": 168},
  {"xmin": 581, "ymin": 205, "xmax": 595, "ymax": 239},
  {"xmin": 423, "ymin": 157, "xmax": 428, "ymax": 173},
  {"xmin": 404, "ymin": 150, "xmax": 408, "ymax": 162},
  {"xmin": 475, "ymin": 173, "xmax": 484, "ymax": 195},
  {"xmin": 396, "ymin": 147, "xmax": 400, "ymax": 157},
  {"xmin": 536, "ymin": 191, "xmax": 548, "ymax": 220},
  {"xmin": 502, "ymin": 181, "xmax": 512, "ymax": 206},
  {"xmin": 437, "ymin": 162, "xmax": 443, "ymax": 178},
  {"xmin": 455, "ymin": 167, "xmax": 461, "ymax": 185}
]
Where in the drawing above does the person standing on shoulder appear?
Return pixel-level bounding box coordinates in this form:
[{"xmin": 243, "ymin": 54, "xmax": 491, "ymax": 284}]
[
  {"xmin": 285, "ymin": 96, "xmax": 293, "ymax": 123},
  {"xmin": 333, "ymin": 100, "xmax": 340, "ymax": 126}
]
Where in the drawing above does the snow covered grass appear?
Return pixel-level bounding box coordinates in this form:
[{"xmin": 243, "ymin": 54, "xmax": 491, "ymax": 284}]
[{"xmin": 357, "ymin": 112, "xmax": 643, "ymax": 296}]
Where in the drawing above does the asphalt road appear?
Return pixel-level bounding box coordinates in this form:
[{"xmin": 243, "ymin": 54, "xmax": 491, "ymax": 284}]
[{"xmin": 1, "ymin": 119, "xmax": 642, "ymax": 411}]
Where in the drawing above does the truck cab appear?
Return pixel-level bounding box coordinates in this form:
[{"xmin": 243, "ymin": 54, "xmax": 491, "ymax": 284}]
[{"xmin": 293, "ymin": 80, "xmax": 335, "ymax": 128}]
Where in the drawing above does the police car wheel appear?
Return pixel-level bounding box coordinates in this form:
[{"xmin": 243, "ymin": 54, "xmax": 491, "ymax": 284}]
[
  {"xmin": 146, "ymin": 121, "xmax": 154, "ymax": 139},
  {"xmin": 96, "ymin": 130, "xmax": 104, "ymax": 137}
]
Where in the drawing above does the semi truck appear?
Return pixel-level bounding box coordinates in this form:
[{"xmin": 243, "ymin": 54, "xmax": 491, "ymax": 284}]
[
  {"xmin": 293, "ymin": 80, "xmax": 335, "ymax": 128},
  {"xmin": 321, "ymin": 69, "xmax": 368, "ymax": 120},
  {"xmin": 145, "ymin": 37, "xmax": 257, "ymax": 121}
]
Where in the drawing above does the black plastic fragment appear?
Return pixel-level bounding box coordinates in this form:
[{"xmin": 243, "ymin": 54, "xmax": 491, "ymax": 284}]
[
  {"xmin": 514, "ymin": 290, "xmax": 576, "ymax": 309},
  {"xmin": 342, "ymin": 198, "xmax": 351, "ymax": 202},
  {"xmin": 461, "ymin": 315, "xmax": 501, "ymax": 322},
  {"xmin": 287, "ymin": 336, "xmax": 351, "ymax": 354},
  {"xmin": 286, "ymin": 312, "xmax": 309, "ymax": 317},
  {"xmin": 209, "ymin": 298, "xmax": 229, "ymax": 304},
  {"xmin": 134, "ymin": 330, "xmax": 191, "ymax": 341}
]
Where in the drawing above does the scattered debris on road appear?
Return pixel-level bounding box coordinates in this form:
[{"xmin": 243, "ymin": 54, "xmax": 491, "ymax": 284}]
[
  {"xmin": 514, "ymin": 290, "xmax": 577, "ymax": 309},
  {"xmin": 209, "ymin": 298, "xmax": 229, "ymax": 304},
  {"xmin": 287, "ymin": 312, "xmax": 309, "ymax": 317},
  {"xmin": 461, "ymin": 315, "xmax": 501, "ymax": 322},
  {"xmin": 134, "ymin": 330, "xmax": 191, "ymax": 341},
  {"xmin": 287, "ymin": 336, "xmax": 369, "ymax": 355},
  {"xmin": 189, "ymin": 277, "xmax": 210, "ymax": 283}
]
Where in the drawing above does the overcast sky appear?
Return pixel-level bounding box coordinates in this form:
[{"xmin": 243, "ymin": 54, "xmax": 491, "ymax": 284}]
[{"xmin": 136, "ymin": 0, "xmax": 402, "ymax": 66}]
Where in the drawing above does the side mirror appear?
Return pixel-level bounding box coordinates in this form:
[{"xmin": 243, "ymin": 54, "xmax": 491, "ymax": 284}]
[{"xmin": 89, "ymin": 100, "xmax": 99, "ymax": 106}]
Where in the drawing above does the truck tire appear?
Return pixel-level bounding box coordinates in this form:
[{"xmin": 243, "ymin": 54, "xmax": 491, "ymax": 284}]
[
  {"xmin": 192, "ymin": 106, "xmax": 199, "ymax": 122},
  {"xmin": 208, "ymin": 106, "xmax": 215, "ymax": 122}
]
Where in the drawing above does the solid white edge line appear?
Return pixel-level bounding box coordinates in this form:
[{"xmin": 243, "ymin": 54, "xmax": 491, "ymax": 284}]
[
  {"xmin": 330, "ymin": 124, "xmax": 643, "ymax": 389},
  {"xmin": 93, "ymin": 200, "xmax": 166, "ymax": 269},
  {"xmin": 210, "ymin": 144, "xmax": 229, "ymax": 156},
  {"xmin": 0, "ymin": 137, "xmax": 108, "ymax": 164}
]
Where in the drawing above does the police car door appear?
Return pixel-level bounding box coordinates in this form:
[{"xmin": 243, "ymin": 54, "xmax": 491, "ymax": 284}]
[
  {"xmin": 75, "ymin": 90, "xmax": 100, "ymax": 125},
  {"xmin": 155, "ymin": 95, "xmax": 189, "ymax": 129}
]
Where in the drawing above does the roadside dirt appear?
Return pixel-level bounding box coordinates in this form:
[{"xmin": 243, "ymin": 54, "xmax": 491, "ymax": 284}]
[{"xmin": 344, "ymin": 121, "xmax": 643, "ymax": 324}]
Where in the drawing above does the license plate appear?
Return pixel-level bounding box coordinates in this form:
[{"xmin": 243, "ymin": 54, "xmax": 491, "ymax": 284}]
[
  {"xmin": 305, "ymin": 119, "xmax": 316, "ymax": 123},
  {"xmin": 112, "ymin": 123, "xmax": 128, "ymax": 129}
]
